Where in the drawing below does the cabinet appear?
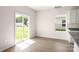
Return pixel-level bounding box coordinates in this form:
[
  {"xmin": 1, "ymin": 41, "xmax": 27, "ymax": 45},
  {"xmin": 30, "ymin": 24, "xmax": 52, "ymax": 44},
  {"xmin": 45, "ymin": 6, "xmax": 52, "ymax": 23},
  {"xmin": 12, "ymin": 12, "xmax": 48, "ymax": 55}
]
[
  {"xmin": 70, "ymin": 9, "xmax": 76, "ymax": 23},
  {"xmin": 69, "ymin": 8, "xmax": 79, "ymax": 24},
  {"xmin": 67, "ymin": 8, "xmax": 79, "ymax": 28},
  {"xmin": 76, "ymin": 9, "xmax": 79, "ymax": 23}
]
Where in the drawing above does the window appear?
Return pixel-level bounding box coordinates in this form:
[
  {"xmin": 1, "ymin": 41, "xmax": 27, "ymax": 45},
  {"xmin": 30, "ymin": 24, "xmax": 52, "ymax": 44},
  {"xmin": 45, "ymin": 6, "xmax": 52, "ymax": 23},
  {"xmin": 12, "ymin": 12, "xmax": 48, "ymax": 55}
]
[{"xmin": 55, "ymin": 15, "xmax": 66, "ymax": 31}]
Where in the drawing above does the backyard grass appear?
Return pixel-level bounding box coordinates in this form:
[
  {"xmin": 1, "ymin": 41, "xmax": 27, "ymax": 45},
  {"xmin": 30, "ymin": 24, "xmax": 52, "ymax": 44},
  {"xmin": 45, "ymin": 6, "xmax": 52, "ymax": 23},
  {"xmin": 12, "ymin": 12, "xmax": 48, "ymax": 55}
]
[
  {"xmin": 56, "ymin": 29, "xmax": 66, "ymax": 31},
  {"xmin": 16, "ymin": 25, "xmax": 29, "ymax": 42}
]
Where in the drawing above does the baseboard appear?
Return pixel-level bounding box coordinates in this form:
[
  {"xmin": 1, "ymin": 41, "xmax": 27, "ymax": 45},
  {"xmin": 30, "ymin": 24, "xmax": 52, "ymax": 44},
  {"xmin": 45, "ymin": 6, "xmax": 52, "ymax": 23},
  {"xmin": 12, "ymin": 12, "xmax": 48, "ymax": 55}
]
[
  {"xmin": 2, "ymin": 44, "xmax": 15, "ymax": 52},
  {"xmin": 35, "ymin": 36, "xmax": 69, "ymax": 42}
]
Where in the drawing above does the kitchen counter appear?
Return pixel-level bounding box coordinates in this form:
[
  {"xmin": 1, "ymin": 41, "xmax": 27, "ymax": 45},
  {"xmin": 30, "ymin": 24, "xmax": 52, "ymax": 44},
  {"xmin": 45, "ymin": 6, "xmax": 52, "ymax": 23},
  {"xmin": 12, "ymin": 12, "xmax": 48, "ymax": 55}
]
[
  {"xmin": 69, "ymin": 28, "xmax": 79, "ymax": 31},
  {"xmin": 69, "ymin": 31, "xmax": 79, "ymax": 47},
  {"xmin": 68, "ymin": 30, "xmax": 79, "ymax": 52}
]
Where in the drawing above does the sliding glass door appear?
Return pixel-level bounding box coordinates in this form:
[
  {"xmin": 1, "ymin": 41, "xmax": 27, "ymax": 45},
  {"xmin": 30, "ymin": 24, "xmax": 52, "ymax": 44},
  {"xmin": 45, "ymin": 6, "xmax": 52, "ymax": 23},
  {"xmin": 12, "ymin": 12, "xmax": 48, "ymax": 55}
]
[{"xmin": 15, "ymin": 13, "xmax": 29, "ymax": 43}]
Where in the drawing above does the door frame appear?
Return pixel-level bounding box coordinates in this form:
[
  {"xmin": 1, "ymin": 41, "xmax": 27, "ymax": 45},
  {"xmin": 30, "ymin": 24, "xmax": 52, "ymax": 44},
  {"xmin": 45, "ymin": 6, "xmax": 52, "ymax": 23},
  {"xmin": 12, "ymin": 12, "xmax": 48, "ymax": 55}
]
[{"xmin": 14, "ymin": 12, "xmax": 31, "ymax": 44}]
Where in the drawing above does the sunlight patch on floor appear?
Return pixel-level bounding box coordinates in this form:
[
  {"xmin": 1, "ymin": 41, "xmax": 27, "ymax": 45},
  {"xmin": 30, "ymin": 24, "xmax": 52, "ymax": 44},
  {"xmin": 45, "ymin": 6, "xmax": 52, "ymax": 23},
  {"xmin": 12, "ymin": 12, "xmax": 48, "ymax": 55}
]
[{"xmin": 16, "ymin": 39, "xmax": 35, "ymax": 50}]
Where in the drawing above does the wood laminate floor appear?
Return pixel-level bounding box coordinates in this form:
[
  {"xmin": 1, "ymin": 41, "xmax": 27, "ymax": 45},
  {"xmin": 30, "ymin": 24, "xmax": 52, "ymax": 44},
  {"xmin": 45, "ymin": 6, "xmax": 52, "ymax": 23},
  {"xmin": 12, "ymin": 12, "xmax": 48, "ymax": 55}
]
[{"xmin": 3, "ymin": 37, "xmax": 73, "ymax": 52}]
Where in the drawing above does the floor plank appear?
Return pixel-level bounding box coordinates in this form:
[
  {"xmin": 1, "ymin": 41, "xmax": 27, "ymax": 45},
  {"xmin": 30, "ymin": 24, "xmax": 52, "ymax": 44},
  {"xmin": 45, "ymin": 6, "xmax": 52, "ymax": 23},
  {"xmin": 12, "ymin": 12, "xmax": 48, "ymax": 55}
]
[{"xmin": 3, "ymin": 37, "xmax": 73, "ymax": 52}]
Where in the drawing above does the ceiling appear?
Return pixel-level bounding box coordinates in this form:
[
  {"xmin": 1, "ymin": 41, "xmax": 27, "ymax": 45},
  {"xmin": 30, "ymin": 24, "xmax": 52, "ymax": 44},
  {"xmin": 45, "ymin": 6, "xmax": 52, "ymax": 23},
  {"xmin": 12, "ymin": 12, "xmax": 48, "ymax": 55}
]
[{"xmin": 29, "ymin": 6, "xmax": 62, "ymax": 11}]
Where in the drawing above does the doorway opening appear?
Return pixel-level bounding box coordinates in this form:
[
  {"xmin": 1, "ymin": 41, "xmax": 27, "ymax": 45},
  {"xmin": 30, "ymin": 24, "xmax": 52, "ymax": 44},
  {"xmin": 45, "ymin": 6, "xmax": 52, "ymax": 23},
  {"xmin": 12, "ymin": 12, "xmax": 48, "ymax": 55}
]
[{"xmin": 15, "ymin": 13, "xmax": 30, "ymax": 44}]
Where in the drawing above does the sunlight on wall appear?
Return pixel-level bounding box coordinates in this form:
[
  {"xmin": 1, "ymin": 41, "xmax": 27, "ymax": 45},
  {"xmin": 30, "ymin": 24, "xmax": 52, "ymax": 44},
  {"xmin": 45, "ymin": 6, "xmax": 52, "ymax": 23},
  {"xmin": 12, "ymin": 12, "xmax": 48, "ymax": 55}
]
[{"xmin": 16, "ymin": 40, "xmax": 35, "ymax": 50}]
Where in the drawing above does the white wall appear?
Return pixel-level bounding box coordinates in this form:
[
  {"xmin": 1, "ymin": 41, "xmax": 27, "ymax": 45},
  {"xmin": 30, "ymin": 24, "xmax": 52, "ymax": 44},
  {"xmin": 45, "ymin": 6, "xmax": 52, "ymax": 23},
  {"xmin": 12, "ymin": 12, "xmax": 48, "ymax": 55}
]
[
  {"xmin": 36, "ymin": 7, "xmax": 74, "ymax": 41},
  {"xmin": 0, "ymin": 6, "xmax": 36, "ymax": 51}
]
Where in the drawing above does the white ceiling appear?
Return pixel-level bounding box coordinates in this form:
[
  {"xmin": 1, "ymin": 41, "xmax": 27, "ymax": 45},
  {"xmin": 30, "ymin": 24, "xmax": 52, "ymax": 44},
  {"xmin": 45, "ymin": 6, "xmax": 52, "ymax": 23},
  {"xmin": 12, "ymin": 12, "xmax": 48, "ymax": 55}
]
[{"xmin": 29, "ymin": 6, "xmax": 62, "ymax": 11}]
